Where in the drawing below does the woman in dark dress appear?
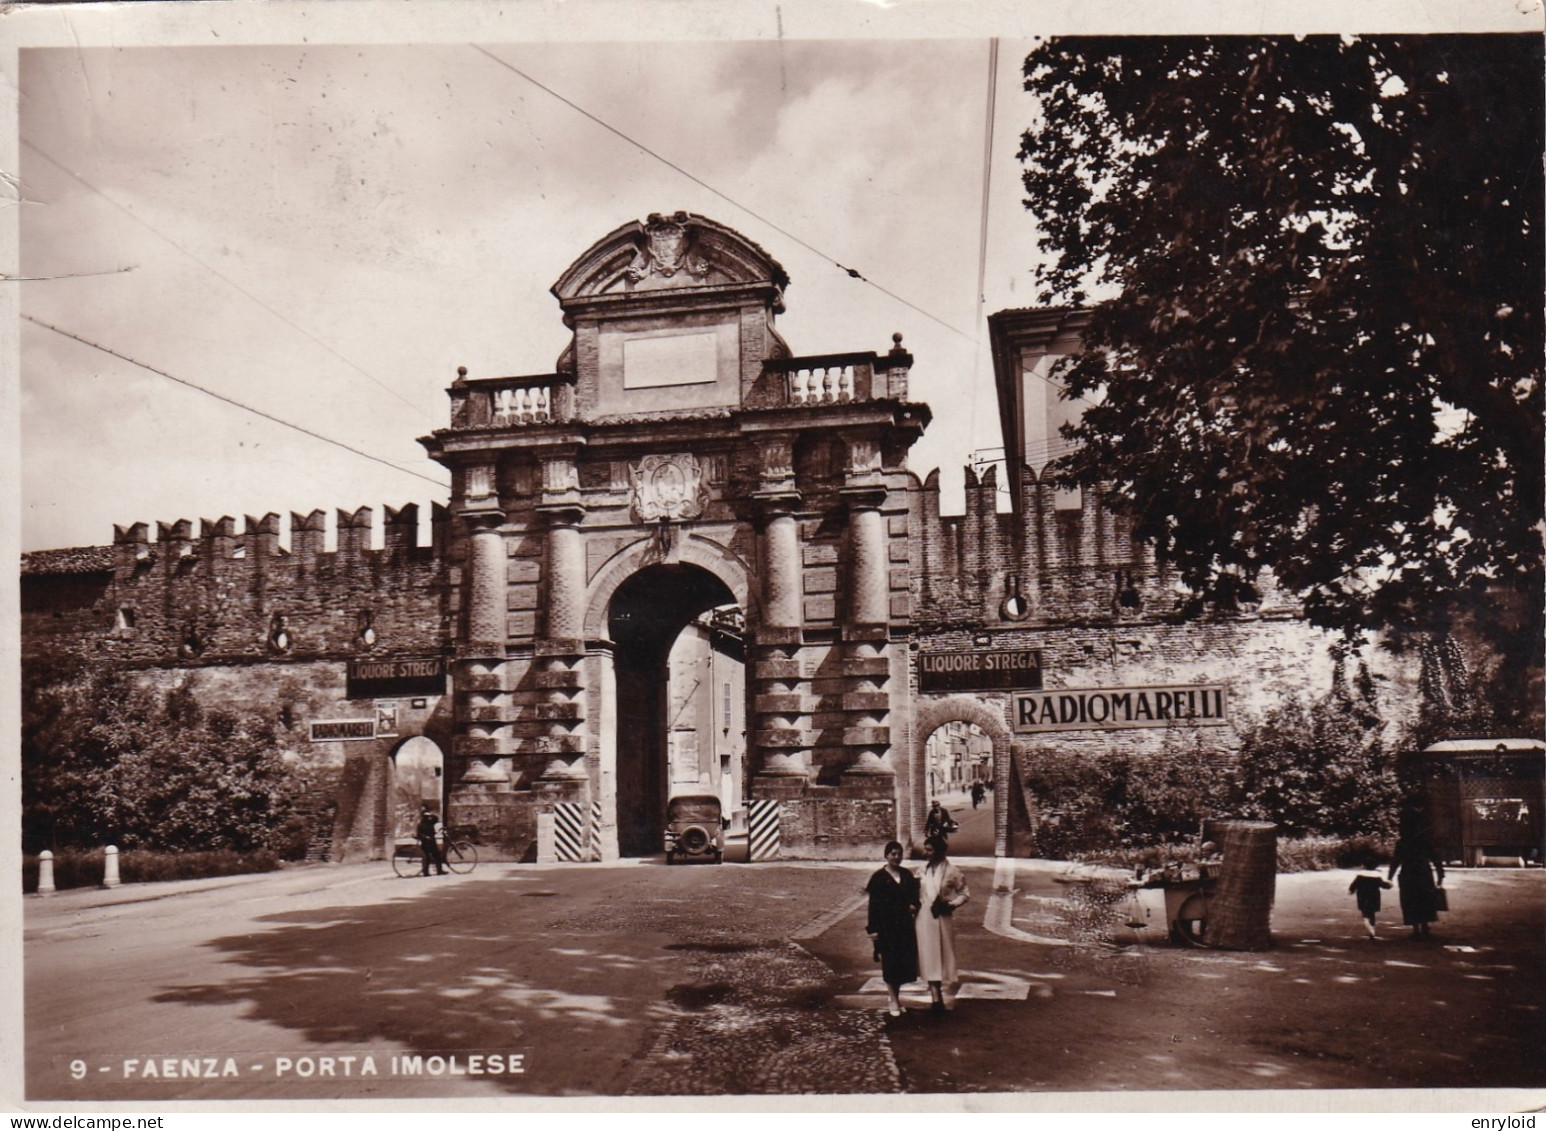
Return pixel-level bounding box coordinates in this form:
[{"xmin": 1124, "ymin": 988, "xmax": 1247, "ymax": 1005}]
[
  {"xmin": 1388, "ymin": 835, "xmax": 1446, "ymax": 937},
  {"xmin": 865, "ymin": 840, "xmax": 921, "ymax": 1016}
]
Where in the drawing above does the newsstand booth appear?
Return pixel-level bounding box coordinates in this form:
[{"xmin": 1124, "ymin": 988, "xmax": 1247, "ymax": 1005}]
[{"xmin": 1401, "ymin": 738, "xmax": 1546, "ymax": 867}]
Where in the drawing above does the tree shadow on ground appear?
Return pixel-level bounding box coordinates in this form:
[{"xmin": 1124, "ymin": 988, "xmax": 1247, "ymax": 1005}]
[{"xmin": 149, "ymin": 872, "xmax": 683, "ymax": 1096}]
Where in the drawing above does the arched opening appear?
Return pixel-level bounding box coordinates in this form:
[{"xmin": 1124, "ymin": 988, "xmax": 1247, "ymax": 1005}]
[
  {"xmin": 608, "ymin": 562, "xmax": 743, "ymax": 856},
  {"xmin": 922, "ymin": 721, "xmax": 996, "ymax": 857},
  {"xmin": 391, "ymin": 735, "xmax": 445, "ymax": 838},
  {"xmin": 912, "ymin": 696, "xmax": 1013, "ymax": 857}
]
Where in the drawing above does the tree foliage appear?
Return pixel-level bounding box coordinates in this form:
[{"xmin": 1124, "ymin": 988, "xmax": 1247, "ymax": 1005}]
[
  {"xmin": 1022, "ymin": 731, "xmax": 1235, "ymax": 858},
  {"xmin": 21, "ymin": 665, "xmax": 305, "ymax": 855},
  {"xmin": 1229, "ymin": 693, "xmax": 1401, "ymax": 839},
  {"xmin": 1020, "ymin": 36, "xmax": 1542, "ymax": 647}
]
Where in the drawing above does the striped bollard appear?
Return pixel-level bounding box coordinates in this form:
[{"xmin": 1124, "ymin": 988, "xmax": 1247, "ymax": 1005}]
[
  {"xmin": 103, "ymin": 845, "xmax": 121, "ymax": 888},
  {"xmin": 37, "ymin": 850, "xmax": 56, "ymax": 896},
  {"xmin": 748, "ymin": 799, "xmax": 781, "ymax": 862},
  {"xmin": 553, "ymin": 801, "xmax": 585, "ymax": 862}
]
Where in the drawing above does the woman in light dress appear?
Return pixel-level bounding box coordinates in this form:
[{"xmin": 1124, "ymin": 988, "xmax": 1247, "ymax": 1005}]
[{"xmin": 914, "ymin": 834, "xmax": 970, "ymax": 1013}]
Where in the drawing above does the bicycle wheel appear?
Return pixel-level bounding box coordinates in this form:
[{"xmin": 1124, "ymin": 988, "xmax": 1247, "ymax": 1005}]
[
  {"xmin": 1173, "ymin": 891, "xmax": 1210, "ymax": 947},
  {"xmin": 443, "ymin": 840, "xmax": 478, "ymax": 874},
  {"xmin": 391, "ymin": 843, "xmax": 422, "ymax": 878}
]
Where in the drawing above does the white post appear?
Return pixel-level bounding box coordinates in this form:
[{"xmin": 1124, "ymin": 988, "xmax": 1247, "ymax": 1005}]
[
  {"xmin": 102, "ymin": 845, "xmax": 121, "ymax": 888},
  {"xmin": 37, "ymin": 850, "xmax": 56, "ymax": 896},
  {"xmin": 536, "ymin": 811, "xmax": 556, "ymax": 865}
]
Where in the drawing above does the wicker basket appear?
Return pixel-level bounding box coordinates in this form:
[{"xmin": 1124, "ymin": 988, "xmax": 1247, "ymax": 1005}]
[{"xmin": 1205, "ymin": 820, "xmax": 1278, "ymax": 950}]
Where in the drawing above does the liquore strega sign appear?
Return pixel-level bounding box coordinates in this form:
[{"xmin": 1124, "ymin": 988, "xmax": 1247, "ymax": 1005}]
[{"xmin": 1012, "ymin": 684, "xmax": 1230, "ymax": 733}]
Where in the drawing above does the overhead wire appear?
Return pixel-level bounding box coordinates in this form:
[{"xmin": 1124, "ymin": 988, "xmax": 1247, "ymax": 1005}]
[
  {"xmin": 25, "ymin": 47, "xmax": 1093, "ymax": 502},
  {"xmin": 471, "ymin": 45, "xmax": 977, "ymax": 344},
  {"xmin": 21, "ymin": 138, "xmax": 435, "ymax": 425},
  {"xmin": 23, "ymin": 315, "xmax": 450, "ymax": 490}
]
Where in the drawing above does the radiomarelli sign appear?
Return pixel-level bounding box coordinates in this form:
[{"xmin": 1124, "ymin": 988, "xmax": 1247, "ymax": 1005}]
[{"xmin": 1012, "ymin": 684, "xmax": 1230, "ymax": 733}]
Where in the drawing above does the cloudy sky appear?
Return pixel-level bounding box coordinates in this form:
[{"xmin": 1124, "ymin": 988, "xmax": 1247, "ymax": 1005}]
[
  {"xmin": 15, "ymin": 31, "xmax": 1047, "ymax": 552},
  {"xmin": 9, "ymin": 3, "xmax": 1530, "ymax": 554}
]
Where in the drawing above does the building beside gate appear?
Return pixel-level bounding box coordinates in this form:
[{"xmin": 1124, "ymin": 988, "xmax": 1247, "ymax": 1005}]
[{"xmin": 20, "ymin": 212, "xmax": 1428, "ymax": 864}]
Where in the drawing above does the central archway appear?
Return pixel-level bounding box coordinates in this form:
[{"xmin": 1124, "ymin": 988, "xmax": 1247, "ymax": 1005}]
[{"xmin": 608, "ymin": 562, "xmax": 740, "ymax": 856}]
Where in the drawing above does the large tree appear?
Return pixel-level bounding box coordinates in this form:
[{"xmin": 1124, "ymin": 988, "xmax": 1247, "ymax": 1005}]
[{"xmin": 1020, "ymin": 36, "xmax": 1542, "ymax": 672}]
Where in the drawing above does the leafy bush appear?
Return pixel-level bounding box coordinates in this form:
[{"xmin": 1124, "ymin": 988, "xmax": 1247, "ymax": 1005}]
[
  {"xmin": 1021, "ymin": 732, "xmax": 1235, "ymax": 858},
  {"xmin": 22, "ymin": 848, "xmax": 282, "ymax": 893},
  {"xmin": 1020, "ymin": 745, "xmax": 1125, "ymax": 859},
  {"xmin": 1118, "ymin": 730, "xmax": 1235, "ymax": 843},
  {"xmin": 22, "ymin": 667, "xmax": 307, "ymax": 856},
  {"xmin": 1229, "ymin": 693, "xmax": 1400, "ymax": 839},
  {"xmin": 1276, "ymin": 835, "xmax": 1394, "ymax": 873}
]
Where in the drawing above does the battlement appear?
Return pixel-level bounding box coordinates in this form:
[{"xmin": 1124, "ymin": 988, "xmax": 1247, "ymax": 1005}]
[
  {"xmin": 26, "ymin": 502, "xmax": 457, "ymax": 668},
  {"xmin": 912, "ymin": 463, "xmax": 1297, "ymax": 631},
  {"xmin": 111, "ymin": 502, "xmax": 451, "ymax": 568}
]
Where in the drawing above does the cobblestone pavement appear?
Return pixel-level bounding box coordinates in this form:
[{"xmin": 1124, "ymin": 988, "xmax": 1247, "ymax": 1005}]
[{"xmin": 625, "ymin": 938, "xmax": 900, "ymax": 1095}]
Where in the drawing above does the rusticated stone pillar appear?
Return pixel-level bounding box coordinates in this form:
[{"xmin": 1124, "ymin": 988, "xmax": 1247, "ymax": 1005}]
[
  {"xmin": 753, "ymin": 435, "xmax": 802, "ymax": 630},
  {"xmin": 537, "ymin": 472, "xmax": 588, "ymax": 781},
  {"xmin": 752, "ymin": 629, "xmax": 810, "ymax": 784}
]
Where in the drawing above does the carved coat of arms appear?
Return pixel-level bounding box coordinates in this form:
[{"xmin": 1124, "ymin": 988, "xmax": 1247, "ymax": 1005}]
[
  {"xmin": 626, "ymin": 212, "xmax": 710, "ymax": 285},
  {"xmin": 630, "ymin": 453, "xmax": 708, "ymax": 522}
]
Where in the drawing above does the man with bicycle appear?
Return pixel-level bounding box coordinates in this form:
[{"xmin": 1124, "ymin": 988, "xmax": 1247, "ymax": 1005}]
[{"xmin": 416, "ymin": 806, "xmax": 447, "ymax": 877}]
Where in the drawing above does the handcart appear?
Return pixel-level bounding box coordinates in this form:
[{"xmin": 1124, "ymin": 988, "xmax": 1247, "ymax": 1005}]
[{"xmin": 1138, "ymin": 861, "xmax": 1221, "ymax": 947}]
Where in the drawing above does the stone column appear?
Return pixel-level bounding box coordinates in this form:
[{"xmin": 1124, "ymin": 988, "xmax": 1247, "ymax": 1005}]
[
  {"xmin": 847, "ymin": 499, "xmax": 889, "ymax": 627},
  {"xmin": 752, "ymin": 628, "xmax": 810, "ymax": 782},
  {"xmin": 544, "ymin": 510, "xmax": 586, "ymax": 643},
  {"xmin": 761, "ymin": 502, "xmax": 802, "ymax": 629},
  {"xmin": 749, "ymin": 434, "xmax": 811, "ymax": 788},
  {"xmin": 752, "ymin": 435, "xmax": 801, "ymax": 629},
  {"xmin": 592, "ymin": 643, "xmax": 621, "ymax": 861},
  {"xmin": 465, "ymin": 510, "xmax": 507, "ymax": 655}
]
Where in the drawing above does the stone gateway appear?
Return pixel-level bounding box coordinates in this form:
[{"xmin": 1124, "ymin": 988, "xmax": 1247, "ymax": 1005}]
[{"xmin": 19, "ymin": 212, "xmax": 1428, "ymax": 864}]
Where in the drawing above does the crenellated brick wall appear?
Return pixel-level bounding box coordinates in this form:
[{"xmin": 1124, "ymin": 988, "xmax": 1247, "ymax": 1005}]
[
  {"xmin": 22, "ymin": 504, "xmax": 458, "ymax": 669},
  {"xmin": 910, "ymin": 463, "xmax": 1299, "ymax": 633}
]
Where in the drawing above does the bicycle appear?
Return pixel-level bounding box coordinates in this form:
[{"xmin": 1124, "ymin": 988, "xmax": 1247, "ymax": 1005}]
[{"xmin": 391, "ymin": 826, "xmax": 479, "ymax": 877}]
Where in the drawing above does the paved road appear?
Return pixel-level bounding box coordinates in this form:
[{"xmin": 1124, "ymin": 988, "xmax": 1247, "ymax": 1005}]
[{"xmin": 21, "ymin": 855, "xmax": 1546, "ymax": 1106}]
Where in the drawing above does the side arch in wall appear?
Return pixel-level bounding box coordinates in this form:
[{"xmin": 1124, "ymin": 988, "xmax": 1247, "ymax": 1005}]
[{"xmin": 912, "ymin": 695, "xmax": 1015, "ymax": 857}]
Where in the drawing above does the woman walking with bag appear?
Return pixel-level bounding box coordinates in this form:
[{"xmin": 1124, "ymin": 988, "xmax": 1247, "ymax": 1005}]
[
  {"xmin": 914, "ymin": 835, "xmax": 970, "ymax": 1014},
  {"xmin": 864, "ymin": 841, "xmax": 921, "ymax": 1017},
  {"xmin": 1389, "ymin": 832, "xmax": 1446, "ymax": 938}
]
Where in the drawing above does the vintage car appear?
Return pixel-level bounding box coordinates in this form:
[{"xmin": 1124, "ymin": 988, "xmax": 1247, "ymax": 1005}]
[{"xmin": 664, "ymin": 793, "xmax": 724, "ymax": 865}]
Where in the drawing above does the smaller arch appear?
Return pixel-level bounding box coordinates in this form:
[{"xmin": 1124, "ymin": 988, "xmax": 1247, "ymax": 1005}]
[
  {"xmin": 390, "ymin": 735, "xmax": 446, "ymax": 840},
  {"xmin": 582, "ymin": 533, "xmax": 754, "ymax": 642},
  {"xmin": 913, "ymin": 695, "xmax": 1014, "ymax": 857}
]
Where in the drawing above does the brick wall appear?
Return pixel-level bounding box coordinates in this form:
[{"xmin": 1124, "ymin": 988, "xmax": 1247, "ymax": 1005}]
[{"xmin": 22, "ymin": 505, "xmax": 455, "ymax": 669}]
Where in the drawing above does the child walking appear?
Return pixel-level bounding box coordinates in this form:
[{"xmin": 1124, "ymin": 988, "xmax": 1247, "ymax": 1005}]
[{"xmin": 1348, "ymin": 860, "xmax": 1393, "ymax": 938}]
